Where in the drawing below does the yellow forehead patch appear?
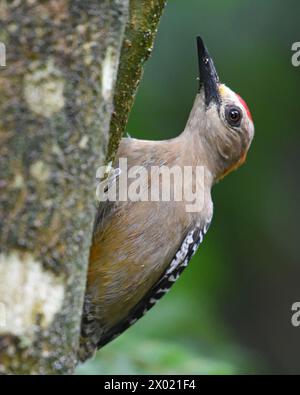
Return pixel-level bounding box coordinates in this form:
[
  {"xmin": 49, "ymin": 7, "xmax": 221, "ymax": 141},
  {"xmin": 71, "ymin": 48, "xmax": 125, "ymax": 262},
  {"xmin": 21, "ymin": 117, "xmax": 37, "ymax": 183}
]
[{"xmin": 218, "ymin": 84, "xmax": 227, "ymax": 97}]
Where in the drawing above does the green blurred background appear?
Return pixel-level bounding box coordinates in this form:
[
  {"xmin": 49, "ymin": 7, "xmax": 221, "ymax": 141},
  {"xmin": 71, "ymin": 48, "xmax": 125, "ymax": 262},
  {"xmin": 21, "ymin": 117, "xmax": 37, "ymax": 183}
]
[{"xmin": 77, "ymin": 0, "xmax": 300, "ymax": 374}]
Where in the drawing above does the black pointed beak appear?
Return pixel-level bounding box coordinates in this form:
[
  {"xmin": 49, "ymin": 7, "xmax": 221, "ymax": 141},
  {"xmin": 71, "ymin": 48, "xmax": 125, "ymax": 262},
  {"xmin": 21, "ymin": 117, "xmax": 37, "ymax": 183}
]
[{"xmin": 197, "ymin": 36, "xmax": 220, "ymax": 107}]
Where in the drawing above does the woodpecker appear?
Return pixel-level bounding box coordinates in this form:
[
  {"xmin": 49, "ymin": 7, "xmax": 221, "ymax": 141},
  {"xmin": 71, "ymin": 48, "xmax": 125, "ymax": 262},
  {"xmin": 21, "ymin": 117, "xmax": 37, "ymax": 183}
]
[{"xmin": 79, "ymin": 37, "xmax": 254, "ymax": 362}]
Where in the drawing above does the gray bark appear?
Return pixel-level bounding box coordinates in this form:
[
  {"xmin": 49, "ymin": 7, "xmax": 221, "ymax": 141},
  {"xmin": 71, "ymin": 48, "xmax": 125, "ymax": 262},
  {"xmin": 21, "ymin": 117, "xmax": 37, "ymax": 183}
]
[{"xmin": 0, "ymin": 0, "xmax": 128, "ymax": 374}]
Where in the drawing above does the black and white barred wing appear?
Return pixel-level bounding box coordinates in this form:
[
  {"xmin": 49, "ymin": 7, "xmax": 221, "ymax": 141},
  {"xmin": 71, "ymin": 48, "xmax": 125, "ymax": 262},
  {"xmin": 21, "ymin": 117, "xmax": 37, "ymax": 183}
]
[{"xmin": 97, "ymin": 219, "xmax": 212, "ymax": 349}]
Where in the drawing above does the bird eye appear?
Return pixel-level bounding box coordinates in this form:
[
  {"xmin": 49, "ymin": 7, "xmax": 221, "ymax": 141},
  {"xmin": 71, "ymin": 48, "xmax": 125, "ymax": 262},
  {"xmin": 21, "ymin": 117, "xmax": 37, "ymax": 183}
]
[{"xmin": 225, "ymin": 105, "xmax": 242, "ymax": 127}]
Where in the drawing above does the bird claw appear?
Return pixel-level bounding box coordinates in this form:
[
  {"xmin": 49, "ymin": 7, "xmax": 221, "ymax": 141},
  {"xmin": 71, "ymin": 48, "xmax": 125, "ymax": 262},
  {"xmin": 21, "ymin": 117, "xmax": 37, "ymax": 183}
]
[{"xmin": 96, "ymin": 162, "xmax": 121, "ymax": 201}]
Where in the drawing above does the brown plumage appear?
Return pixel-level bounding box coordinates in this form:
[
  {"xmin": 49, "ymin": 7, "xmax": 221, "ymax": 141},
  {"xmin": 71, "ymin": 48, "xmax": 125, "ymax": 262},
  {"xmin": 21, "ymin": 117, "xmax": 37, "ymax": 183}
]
[{"xmin": 79, "ymin": 37, "xmax": 254, "ymax": 362}]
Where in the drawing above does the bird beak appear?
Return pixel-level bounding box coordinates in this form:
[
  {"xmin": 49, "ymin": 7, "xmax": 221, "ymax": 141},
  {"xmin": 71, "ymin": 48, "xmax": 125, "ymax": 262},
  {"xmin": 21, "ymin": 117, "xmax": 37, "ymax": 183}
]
[{"xmin": 197, "ymin": 36, "xmax": 220, "ymax": 108}]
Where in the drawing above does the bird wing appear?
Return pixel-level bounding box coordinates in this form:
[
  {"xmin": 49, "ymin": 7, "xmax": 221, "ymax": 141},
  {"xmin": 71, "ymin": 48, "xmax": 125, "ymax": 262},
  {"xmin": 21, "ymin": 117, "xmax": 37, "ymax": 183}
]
[{"xmin": 96, "ymin": 219, "xmax": 212, "ymax": 349}]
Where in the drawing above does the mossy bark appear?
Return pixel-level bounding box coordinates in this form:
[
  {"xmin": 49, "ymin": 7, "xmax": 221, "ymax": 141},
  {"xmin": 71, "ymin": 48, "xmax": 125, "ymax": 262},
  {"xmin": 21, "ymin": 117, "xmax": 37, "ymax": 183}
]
[
  {"xmin": 107, "ymin": 0, "xmax": 166, "ymax": 163},
  {"xmin": 0, "ymin": 0, "xmax": 128, "ymax": 374}
]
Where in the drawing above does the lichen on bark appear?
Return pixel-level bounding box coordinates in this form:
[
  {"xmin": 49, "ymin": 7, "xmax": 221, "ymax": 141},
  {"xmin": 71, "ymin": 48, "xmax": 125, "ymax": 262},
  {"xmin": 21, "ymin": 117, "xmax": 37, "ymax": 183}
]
[{"xmin": 0, "ymin": 0, "xmax": 128, "ymax": 374}]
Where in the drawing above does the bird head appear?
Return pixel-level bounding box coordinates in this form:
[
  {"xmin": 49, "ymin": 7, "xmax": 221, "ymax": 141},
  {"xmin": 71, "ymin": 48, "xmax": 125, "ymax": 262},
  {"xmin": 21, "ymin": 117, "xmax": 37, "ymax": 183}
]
[{"xmin": 186, "ymin": 37, "xmax": 255, "ymax": 182}]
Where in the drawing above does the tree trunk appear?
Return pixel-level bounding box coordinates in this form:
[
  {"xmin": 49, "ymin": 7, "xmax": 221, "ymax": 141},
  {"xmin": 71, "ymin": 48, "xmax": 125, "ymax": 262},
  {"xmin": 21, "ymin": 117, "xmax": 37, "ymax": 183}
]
[
  {"xmin": 0, "ymin": 0, "xmax": 165, "ymax": 374},
  {"xmin": 0, "ymin": 0, "xmax": 128, "ymax": 375}
]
